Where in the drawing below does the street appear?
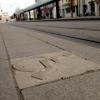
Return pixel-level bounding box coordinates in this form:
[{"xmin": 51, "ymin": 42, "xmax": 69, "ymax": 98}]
[
  {"xmin": 11, "ymin": 20, "xmax": 100, "ymax": 43},
  {"xmin": 0, "ymin": 21, "xmax": 100, "ymax": 100}
]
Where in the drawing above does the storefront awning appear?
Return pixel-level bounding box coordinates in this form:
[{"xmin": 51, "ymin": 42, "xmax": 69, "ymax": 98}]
[
  {"xmin": 62, "ymin": 3, "xmax": 70, "ymax": 9},
  {"xmin": 17, "ymin": 0, "xmax": 55, "ymax": 14}
]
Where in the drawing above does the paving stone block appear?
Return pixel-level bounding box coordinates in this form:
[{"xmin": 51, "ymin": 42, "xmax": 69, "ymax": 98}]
[
  {"xmin": 22, "ymin": 71, "xmax": 100, "ymax": 100},
  {"xmin": 11, "ymin": 51, "xmax": 100, "ymax": 89},
  {"xmin": 0, "ymin": 42, "xmax": 8, "ymax": 60},
  {"xmin": 0, "ymin": 61, "xmax": 19, "ymax": 100}
]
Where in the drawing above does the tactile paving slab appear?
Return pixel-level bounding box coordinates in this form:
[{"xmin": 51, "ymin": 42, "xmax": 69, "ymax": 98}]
[{"xmin": 11, "ymin": 51, "xmax": 100, "ymax": 89}]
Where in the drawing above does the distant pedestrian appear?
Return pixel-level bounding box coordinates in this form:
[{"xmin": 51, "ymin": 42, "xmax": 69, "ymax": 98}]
[{"xmin": 85, "ymin": 7, "xmax": 91, "ymax": 16}]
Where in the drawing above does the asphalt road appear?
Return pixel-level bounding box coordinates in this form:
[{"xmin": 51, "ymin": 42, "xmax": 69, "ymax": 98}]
[
  {"xmin": 2, "ymin": 21, "xmax": 100, "ymax": 64},
  {"xmin": 0, "ymin": 22, "xmax": 100, "ymax": 100},
  {"xmin": 10, "ymin": 20, "xmax": 100, "ymax": 43}
]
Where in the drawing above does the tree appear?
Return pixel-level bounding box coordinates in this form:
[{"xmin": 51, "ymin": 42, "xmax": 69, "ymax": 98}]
[{"xmin": 14, "ymin": 7, "xmax": 21, "ymax": 14}]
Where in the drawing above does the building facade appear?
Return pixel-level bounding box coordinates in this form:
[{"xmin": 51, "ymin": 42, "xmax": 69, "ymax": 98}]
[
  {"xmin": 35, "ymin": 0, "xmax": 56, "ymax": 19},
  {"xmin": 15, "ymin": 0, "xmax": 100, "ymax": 21},
  {"xmin": 0, "ymin": 10, "xmax": 10, "ymax": 22},
  {"xmin": 79, "ymin": 0, "xmax": 97, "ymax": 16},
  {"xmin": 96, "ymin": 0, "xmax": 100, "ymax": 16},
  {"xmin": 60, "ymin": 0, "xmax": 77, "ymax": 18},
  {"xmin": 60, "ymin": 0, "xmax": 100, "ymax": 17}
]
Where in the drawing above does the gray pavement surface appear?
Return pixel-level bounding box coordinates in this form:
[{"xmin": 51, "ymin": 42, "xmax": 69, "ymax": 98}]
[
  {"xmin": 0, "ymin": 61, "xmax": 19, "ymax": 100},
  {"xmin": 0, "ymin": 22, "xmax": 100, "ymax": 100},
  {"xmin": 0, "ymin": 29, "xmax": 19, "ymax": 100},
  {"xmin": 22, "ymin": 70, "xmax": 100, "ymax": 100},
  {"xmin": 1, "ymin": 24, "xmax": 61, "ymax": 59},
  {"xmin": 11, "ymin": 51, "xmax": 100, "ymax": 89},
  {"xmin": 0, "ymin": 40, "xmax": 7, "ymax": 60}
]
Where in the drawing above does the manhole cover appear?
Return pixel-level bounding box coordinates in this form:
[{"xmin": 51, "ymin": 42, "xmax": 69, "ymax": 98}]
[{"xmin": 11, "ymin": 51, "xmax": 100, "ymax": 89}]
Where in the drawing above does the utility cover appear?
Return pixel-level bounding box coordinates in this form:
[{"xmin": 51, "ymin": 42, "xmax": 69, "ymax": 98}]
[{"xmin": 11, "ymin": 51, "xmax": 100, "ymax": 89}]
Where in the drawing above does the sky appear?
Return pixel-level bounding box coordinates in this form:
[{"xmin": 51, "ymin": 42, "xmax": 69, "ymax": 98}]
[{"xmin": 0, "ymin": 0, "xmax": 35, "ymax": 15}]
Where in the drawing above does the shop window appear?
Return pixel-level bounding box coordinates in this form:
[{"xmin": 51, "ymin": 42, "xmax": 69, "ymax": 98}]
[
  {"xmin": 66, "ymin": 7, "xmax": 70, "ymax": 13},
  {"xmin": 72, "ymin": 6, "xmax": 75, "ymax": 12},
  {"xmin": 90, "ymin": 2, "xmax": 95, "ymax": 16}
]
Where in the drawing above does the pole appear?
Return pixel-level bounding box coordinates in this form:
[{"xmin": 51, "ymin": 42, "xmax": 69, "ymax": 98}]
[
  {"xmin": 23, "ymin": 13, "xmax": 25, "ymax": 20},
  {"xmin": 55, "ymin": 0, "xmax": 60, "ymax": 18},
  {"xmin": 77, "ymin": 0, "xmax": 80, "ymax": 16},
  {"xmin": 70, "ymin": 0, "xmax": 73, "ymax": 17},
  {"xmin": 29, "ymin": 11, "xmax": 31, "ymax": 20}
]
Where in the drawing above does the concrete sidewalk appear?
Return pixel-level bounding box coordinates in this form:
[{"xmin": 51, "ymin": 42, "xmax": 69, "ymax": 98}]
[
  {"xmin": 26, "ymin": 16, "xmax": 100, "ymax": 22},
  {"xmin": 0, "ymin": 30, "xmax": 19, "ymax": 100},
  {"xmin": 0, "ymin": 24, "xmax": 100, "ymax": 100}
]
